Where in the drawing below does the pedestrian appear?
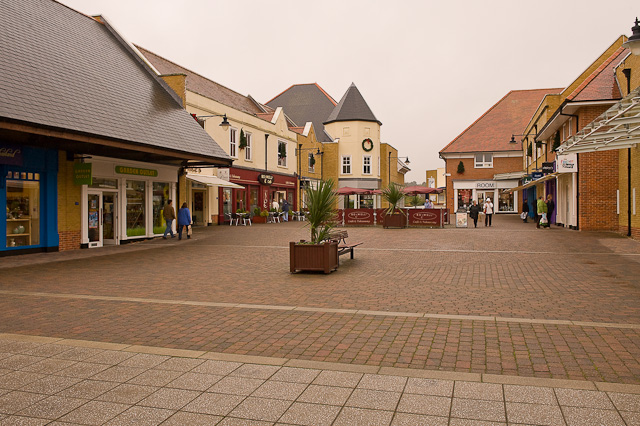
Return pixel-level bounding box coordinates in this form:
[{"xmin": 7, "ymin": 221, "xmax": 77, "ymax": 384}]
[
  {"xmin": 469, "ymin": 200, "xmax": 481, "ymax": 228},
  {"xmin": 162, "ymin": 200, "xmax": 176, "ymax": 239},
  {"xmin": 282, "ymin": 198, "xmax": 290, "ymax": 221},
  {"xmin": 177, "ymin": 202, "xmax": 192, "ymax": 240},
  {"xmin": 522, "ymin": 199, "xmax": 529, "ymax": 223},
  {"xmin": 536, "ymin": 195, "xmax": 548, "ymax": 229},
  {"xmin": 271, "ymin": 199, "xmax": 279, "ymax": 211},
  {"xmin": 483, "ymin": 197, "xmax": 494, "ymax": 227},
  {"xmin": 546, "ymin": 194, "xmax": 555, "ymax": 227},
  {"xmin": 424, "ymin": 198, "xmax": 433, "ymax": 208}
]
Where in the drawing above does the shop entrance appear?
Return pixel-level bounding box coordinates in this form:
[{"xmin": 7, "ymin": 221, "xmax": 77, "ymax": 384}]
[
  {"xmin": 477, "ymin": 190, "xmax": 495, "ymax": 207},
  {"xmin": 192, "ymin": 190, "xmax": 205, "ymax": 226},
  {"xmin": 87, "ymin": 191, "xmax": 118, "ymax": 248}
]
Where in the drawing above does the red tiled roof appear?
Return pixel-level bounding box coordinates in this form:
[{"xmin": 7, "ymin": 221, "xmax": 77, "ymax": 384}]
[
  {"xmin": 440, "ymin": 88, "xmax": 563, "ymax": 154},
  {"xmin": 289, "ymin": 126, "xmax": 305, "ymax": 135},
  {"xmin": 256, "ymin": 112, "xmax": 275, "ymax": 122},
  {"xmin": 136, "ymin": 46, "xmax": 264, "ymax": 116},
  {"xmin": 567, "ymin": 47, "xmax": 626, "ymax": 101}
]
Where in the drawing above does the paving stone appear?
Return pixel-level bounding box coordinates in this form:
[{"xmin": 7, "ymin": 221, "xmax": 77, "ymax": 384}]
[
  {"xmin": 251, "ymin": 380, "xmax": 307, "ymax": 400},
  {"xmin": 83, "ymin": 350, "xmax": 136, "ymax": 365},
  {"xmin": 333, "ymin": 406, "xmax": 394, "ymax": 426},
  {"xmin": 454, "ymin": 382, "xmax": 504, "ymax": 401},
  {"xmin": 182, "ymin": 392, "xmax": 244, "ymax": 416},
  {"xmin": 358, "ymin": 374, "xmax": 407, "ymax": 392},
  {"xmin": 0, "ymin": 416, "xmax": 50, "ymax": 425},
  {"xmin": 154, "ymin": 357, "xmax": 205, "ymax": 372},
  {"xmin": 620, "ymin": 410, "xmax": 640, "ymax": 425},
  {"xmin": 166, "ymin": 372, "xmax": 223, "ymax": 391},
  {"xmin": 404, "ymin": 377, "xmax": 454, "ymax": 397},
  {"xmin": 21, "ymin": 375, "xmax": 80, "ymax": 394},
  {"xmin": 230, "ymin": 364, "xmax": 280, "ymax": 380},
  {"xmin": 396, "ymin": 393, "xmax": 451, "ymax": 416},
  {"xmin": 126, "ymin": 369, "xmax": 182, "ymax": 387},
  {"xmin": 20, "ymin": 358, "xmax": 76, "ymax": 374},
  {"xmin": 54, "ymin": 361, "xmax": 110, "ymax": 379},
  {"xmin": 451, "ymin": 398, "xmax": 506, "ymax": 422},
  {"xmin": 118, "ymin": 353, "xmax": 169, "ymax": 369},
  {"xmin": 608, "ymin": 392, "xmax": 640, "ymax": 412},
  {"xmin": 561, "ymin": 406, "xmax": 625, "ymax": 426},
  {"xmin": 160, "ymin": 411, "xmax": 222, "ymax": 425},
  {"xmin": 297, "ymin": 384, "xmax": 353, "ymax": 406},
  {"xmin": 0, "ymin": 356, "xmax": 44, "ymax": 371},
  {"xmin": 555, "ymin": 388, "xmax": 615, "ymax": 409},
  {"xmin": 90, "ymin": 366, "xmax": 147, "ymax": 383},
  {"xmin": 346, "ymin": 388, "xmax": 402, "ymax": 411},
  {"xmin": 217, "ymin": 418, "xmax": 273, "ymax": 426},
  {"xmin": 269, "ymin": 367, "xmax": 320, "ymax": 384},
  {"xmin": 16, "ymin": 395, "xmax": 87, "ymax": 419},
  {"xmin": 506, "ymin": 402, "xmax": 565, "ymax": 425},
  {"xmin": 0, "ymin": 391, "xmax": 46, "ymax": 415},
  {"xmin": 192, "ymin": 360, "xmax": 241, "ymax": 376},
  {"xmin": 504, "ymin": 384, "xmax": 557, "ymax": 405},
  {"xmin": 279, "ymin": 401, "xmax": 341, "ymax": 426},
  {"xmin": 104, "ymin": 406, "xmax": 174, "ymax": 426},
  {"xmin": 56, "ymin": 380, "xmax": 118, "ymax": 399},
  {"xmin": 96, "ymin": 383, "xmax": 158, "ymax": 404},
  {"xmin": 228, "ymin": 396, "xmax": 291, "ymax": 422},
  {"xmin": 207, "ymin": 376, "xmax": 265, "ymax": 396},
  {"xmin": 22, "ymin": 344, "xmax": 71, "ymax": 358},
  {"xmin": 391, "ymin": 412, "xmax": 449, "ymax": 426},
  {"xmin": 58, "ymin": 400, "xmax": 129, "ymax": 425},
  {"xmin": 53, "ymin": 347, "xmax": 104, "ymax": 362},
  {"xmin": 137, "ymin": 387, "xmax": 200, "ymax": 410},
  {"xmin": 448, "ymin": 419, "xmax": 506, "ymax": 426},
  {"xmin": 313, "ymin": 370, "xmax": 363, "ymax": 388},
  {"xmin": 0, "ymin": 372, "xmax": 45, "ymax": 390}
]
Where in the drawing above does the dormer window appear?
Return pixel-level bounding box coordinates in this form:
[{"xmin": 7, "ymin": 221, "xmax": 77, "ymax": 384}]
[{"xmin": 474, "ymin": 153, "xmax": 493, "ymax": 168}]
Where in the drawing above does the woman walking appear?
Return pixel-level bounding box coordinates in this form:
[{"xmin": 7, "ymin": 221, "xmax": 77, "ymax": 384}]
[
  {"xmin": 483, "ymin": 197, "xmax": 494, "ymax": 227},
  {"xmin": 177, "ymin": 202, "xmax": 192, "ymax": 240},
  {"xmin": 469, "ymin": 200, "xmax": 480, "ymax": 228}
]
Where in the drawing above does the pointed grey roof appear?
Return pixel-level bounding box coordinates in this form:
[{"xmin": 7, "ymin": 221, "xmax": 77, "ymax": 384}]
[{"xmin": 324, "ymin": 83, "xmax": 381, "ymax": 126}]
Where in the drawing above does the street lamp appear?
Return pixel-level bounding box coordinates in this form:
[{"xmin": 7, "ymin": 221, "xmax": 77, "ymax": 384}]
[
  {"xmin": 388, "ymin": 152, "xmax": 410, "ymax": 186},
  {"xmin": 623, "ymin": 17, "xmax": 640, "ymax": 56},
  {"xmin": 296, "ymin": 145, "xmax": 324, "ymax": 209},
  {"xmin": 193, "ymin": 113, "xmax": 231, "ymax": 130}
]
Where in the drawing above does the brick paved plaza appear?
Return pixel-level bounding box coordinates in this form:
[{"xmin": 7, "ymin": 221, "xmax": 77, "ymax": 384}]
[{"xmin": 1, "ymin": 215, "xmax": 640, "ymax": 424}]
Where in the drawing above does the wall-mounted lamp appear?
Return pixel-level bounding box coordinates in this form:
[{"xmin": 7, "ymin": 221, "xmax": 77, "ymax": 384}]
[
  {"xmin": 192, "ymin": 113, "xmax": 231, "ymax": 130},
  {"xmin": 623, "ymin": 17, "xmax": 640, "ymax": 56},
  {"xmin": 388, "ymin": 153, "xmax": 410, "ymax": 184}
]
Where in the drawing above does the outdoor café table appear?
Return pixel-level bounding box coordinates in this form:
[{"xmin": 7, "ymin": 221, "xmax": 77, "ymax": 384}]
[
  {"xmin": 236, "ymin": 212, "xmax": 250, "ymax": 226},
  {"xmin": 268, "ymin": 212, "xmax": 280, "ymax": 223}
]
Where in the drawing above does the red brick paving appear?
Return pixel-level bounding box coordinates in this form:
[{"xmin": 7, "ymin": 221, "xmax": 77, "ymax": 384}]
[{"xmin": 1, "ymin": 216, "xmax": 640, "ymax": 383}]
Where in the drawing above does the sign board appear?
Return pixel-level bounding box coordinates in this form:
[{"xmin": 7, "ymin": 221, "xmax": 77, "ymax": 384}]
[
  {"xmin": 0, "ymin": 144, "xmax": 23, "ymax": 166},
  {"xmin": 258, "ymin": 173, "xmax": 274, "ymax": 185},
  {"xmin": 456, "ymin": 212, "xmax": 468, "ymax": 228},
  {"xmin": 522, "ymin": 175, "xmax": 533, "ymax": 185},
  {"xmin": 475, "ymin": 181, "xmax": 496, "ymax": 189},
  {"xmin": 409, "ymin": 209, "xmax": 443, "ymax": 227},
  {"xmin": 556, "ymin": 153, "xmax": 578, "ymax": 173},
  {"xmin": 217, "ymin": 168, "xmax": 230, "ymax": 181},
  {"xmin": 344, "ymin": 209, "xmax": 374, "ymax": 225},
  {"xmin": 115, "ymin": 166, "xmax": 158, "ymax": 177},
  {"xmin": 532, "ymin": 172, "xmax": 543, "ymax": 179},
  {"xmin": 542, "ymin": 162, "xmax": 555, "ymax": 173},
  {"xmin": 73, "ymin": 163, "xmax": 92, "ymax": 186}
]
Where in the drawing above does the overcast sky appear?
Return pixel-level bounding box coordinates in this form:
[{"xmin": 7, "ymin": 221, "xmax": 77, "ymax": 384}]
[{"xmin": 59, "ymin": 0, "xmax": 638, "ymax": 182}]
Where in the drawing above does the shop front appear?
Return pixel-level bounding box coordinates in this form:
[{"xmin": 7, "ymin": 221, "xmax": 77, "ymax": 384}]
[
  {"xmin": 1, "ymin": 144, "xmax": 58, "ymax": 255},
  {"xmin": 218, "ymin": 167, "xmax": 296, "ymax": 223},
  {"xmin": 555, "ymin": 154, "xmax": 578, "ymax": 228},
  {"xmin": 80, "ymin": 157, "xmax": 177, "ymax": 248},
  {"xmin": 452, "ymin": 180, "xmax": 519, "ymax": 212}
]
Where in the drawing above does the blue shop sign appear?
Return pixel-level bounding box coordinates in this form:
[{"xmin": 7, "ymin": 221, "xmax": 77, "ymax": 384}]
[
  {"xmin": 0, "ymin": 144, "xmax": 23, "ymax": 166},
  {"xmin": 532, "ymin": 172, "xmax": 543, "ymax": 179}
]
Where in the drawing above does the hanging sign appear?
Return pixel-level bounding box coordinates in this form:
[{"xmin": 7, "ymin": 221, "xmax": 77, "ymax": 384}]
[
  {"xmin": 532, "ymin": 172, "xmax": 543, "ymax": 179},
  {"xmin": 0, "ymin": 144, "xmax": 23, "ymax": 166},
  {"xmin": 73, "ymin": 163, "xmax": 92, "ymax": 186},
  {"xmin": 258, "ymin": 173, "xmax": 274, "ymax": 185},
  {"xmin": 115, "ymin": 165, "xmax": 158, "ymax": 177},
  {"xmin": 542, "ymin": 162, "xmax": 555, "ymax": 173},
  {"xmin": 556, "ymin": 154, "xmax": 578, "ymax": 173}
]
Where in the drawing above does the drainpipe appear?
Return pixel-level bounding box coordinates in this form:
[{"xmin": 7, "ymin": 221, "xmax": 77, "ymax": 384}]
[
  {"xmin": 264, "ymin": 134, "xmax": 269, "ymax": 171},
  {"xmin": 629, "ymin": 148, "xmax": 632, "ymax": 237}
]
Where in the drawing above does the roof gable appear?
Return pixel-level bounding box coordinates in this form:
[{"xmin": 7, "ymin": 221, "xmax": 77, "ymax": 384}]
[
  {"xmin": 0, "ymin": 0, "xmax": 229, "ymax": 162},
  {"xmin": 440, "ymin": 88, "xmax": 562, "ymax": 154},
  {"xmin": 567, "ymin": 47, "xmax": 626, "ymax": 101},
  {"xmin": 267, "ymin": 83, "xmax": 337, "ymax": 142},
  {"xmin": 324, "ymin": 83, "xmax": 381, "ymax": 125}
]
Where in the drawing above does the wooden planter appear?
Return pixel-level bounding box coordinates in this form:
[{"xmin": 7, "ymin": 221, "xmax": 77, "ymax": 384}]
[
  {"xmin": 252, "ymin": 216, "xmax": 267, "ymax": 224},
  {"xmin": 383, "ymin": 213, "xmax": 407, "ymax": 228},
  {"xmin": 290, "ymin": 241, "xmax": 339, "ymax": 274}
]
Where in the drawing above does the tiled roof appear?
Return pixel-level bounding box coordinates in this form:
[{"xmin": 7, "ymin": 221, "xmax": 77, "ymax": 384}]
[
  {"xmin": 266, "ymin": 83, "xmax": 337, "ymax": 142},
  {"xmin": 325, "ymin": 83, "xmax": 380, "ymax": 125},
  {"xmin": 440, "ymin": 88, "xmax": 563, "ymax": 154},
  {"xmin": 0, "ymin": 0, "xmax": 230, "ymax": 162},
  {"xmin": 289, "ymin": 127, "xmax": 305, "ymax": 135},
  {"xmin": 256, "ymin": 112, "xmax": 275, "ymax": 122},
  {"xmin": 567, "ymin": 47, "xmax": 627, "ymax": 102},
  {"xmin": 136, "ymin": 46, "xmax": 265, "ymax": 116}
]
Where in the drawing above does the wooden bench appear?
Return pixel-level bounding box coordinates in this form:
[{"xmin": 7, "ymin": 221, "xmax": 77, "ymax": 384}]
[{"xmin": 326, "ymin": 230, "xmax": 363, "ymax": 259}]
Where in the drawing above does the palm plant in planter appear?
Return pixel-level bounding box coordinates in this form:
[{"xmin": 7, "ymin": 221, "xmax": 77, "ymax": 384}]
[
  {"xmin": 290, "ymin": 179, "xmax": 339, "ymax": 274},
  {"xmin": 382, "ymin": 183, "xmax": 407, "ymax": 228}
]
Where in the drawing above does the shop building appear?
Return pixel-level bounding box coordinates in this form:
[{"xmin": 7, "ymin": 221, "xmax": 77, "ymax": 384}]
[
  {"xmin": 0, "ymin": 0, "xmax": 230, "ymax": 254},
  {"xmin": 440, "ymin": 89, "xmax": 560, "ymax": 214},
  {"xmin": 137, "ymin": 47, "xmax": 299, "ymax": 223}
]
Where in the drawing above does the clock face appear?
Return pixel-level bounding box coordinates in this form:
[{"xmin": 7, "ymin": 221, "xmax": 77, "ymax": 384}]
[{"xmin": 362, "ymin": 138, "xmax": 373, "ymax": 152}]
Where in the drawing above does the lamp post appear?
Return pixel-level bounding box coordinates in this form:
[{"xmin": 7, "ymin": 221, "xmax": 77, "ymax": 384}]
[
  {"xmin": 388, "ymin": 152, "xmax": 410, "ymax": 187},
  {"xmin": 623, "ymin": 17, "xmax": 640, "ymax": 55},
  {"xmin": 623, "ymin": 17, "xmax": 640, "ymax": 236}
]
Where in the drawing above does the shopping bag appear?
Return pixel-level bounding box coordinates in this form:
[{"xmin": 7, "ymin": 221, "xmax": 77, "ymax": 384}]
[
  {"xmin": 520, "ymin": 212, "xmax": 527, "ymax": 220},
  {"xmin": 187, "ymin": 225, "xmax": 192, "ymax": 236},
  {"xmin": 540, "ymin": 213, "xmax": 548, "ymax": 225}
]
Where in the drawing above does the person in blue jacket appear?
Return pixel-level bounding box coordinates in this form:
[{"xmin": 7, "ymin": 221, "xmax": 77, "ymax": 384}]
[{"xmin": 177, "ymin": 202, "xmax": 192, "ymax": 240}]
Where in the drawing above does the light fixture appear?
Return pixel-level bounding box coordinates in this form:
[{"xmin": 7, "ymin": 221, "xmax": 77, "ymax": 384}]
[
  {"xmin": 219, "ymin": 114, "xmax": 230, "ymax": 130},
  {"xmin": 623, "ymin": 17, "xmax": 640, "ymax": 56},
  {"xmin": 193, "ymin": 113, "xmax": 231, "ymax": 131}
]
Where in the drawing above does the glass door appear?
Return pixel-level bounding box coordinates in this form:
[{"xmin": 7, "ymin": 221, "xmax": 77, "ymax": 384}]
[
  {"xmin": 88, "ymin": 191, "xmax": 118, "ymax": 248},
  {"xmin": 102, "ymin": 192, "xmax": 117, "ymax": 245},
  {"xmin": 87, "ymin": 191, "xmax": 101, "ymax": 248}
]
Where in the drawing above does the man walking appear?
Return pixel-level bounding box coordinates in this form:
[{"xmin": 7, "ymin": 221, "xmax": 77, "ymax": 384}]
[
  {"xmin": 163, "ymin": 199, "xmax": 176, "ymax": 239},
  {"xmin": 469, "ymin": 200, "xmax": 480, "ymax": 228},
  {"xmin": 282, "ymin": 198, "xmax": 290, "ymax": 221},
  {"xmin": 483, "ymin": 197, "xmax": 494, "ymax": 227}
]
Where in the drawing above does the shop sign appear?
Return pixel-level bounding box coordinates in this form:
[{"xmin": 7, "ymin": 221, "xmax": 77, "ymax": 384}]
[
  {"xmin": 522, "ymin": 175, "xmax": 533, "ymax": 184},
  {"xmin": 258, "ymin": 173, "xmax": 274, "ymax": 185},
  {"xmin": 542, "ymin": 162, "xmax": 555, "ymax": 173},
  {"xmin": 556, "ymin": 153, "xmax": 578, "ymax": 173},
  {"xmin": 408, "ymin": 209, "xmax": 442, "ymax": 227},
  {"xmin": 73, "ymin": 163, "xmax": 92, "ymax": 186},
  {"xmin": 0, "ymin": 144, "xmax": 23, "ymax": 166},
  {"xmin": 344, "ymin": 209, "xmax": 374, "ymax": 225},
  {"xmin": 532, "ymin": 171, "xmax": 543, "ymax": 179},
  {"xmin": 475, "ymin": 181, "xmax": 496, "ymax": 189},
  {"xmin": 218, "ymin": 168, "xmax": 230, "ymax": 181},
  {"xmin": 115, "ymin": 166, "xmax": 158, "ymax": 177}
]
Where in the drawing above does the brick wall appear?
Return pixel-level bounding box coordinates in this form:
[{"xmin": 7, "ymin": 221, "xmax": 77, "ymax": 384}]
[
  {"xmin": 618, "ymin": 145, "xmax": 640, "ymax": 240},
  {"xmin": 445, "ymin": 156, "xmax": 522, "ymax": 213},
  {"xmin": 57, "ymin": 151, "xmax": 82, "ymax": 251}
]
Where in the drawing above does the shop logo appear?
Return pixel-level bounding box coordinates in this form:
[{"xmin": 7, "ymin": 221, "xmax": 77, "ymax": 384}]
[
  {"xmin": 476, "ymin": 182, "xmax": 496, "ymax": 189},
  {"xmin": 115, "ymin": 166, "xmax": 158, "ymax": 177},
  {"xmin": 560, "ymin": 159, "xmax": 575, "ymax": 169},
  {"xmin": 414, "ymin": 211, "xmax": 436, "ymax": 221},
  {"xmin": 347, "ymin": 211, "xmax": 371, "ymax": 220},
  {"xmin": 0, "ymin": 145, "xmax": 23, "ymax": 166},
  {"xmin": 258, "ymin": 174, "xmax": 274, "ymax": 185}
]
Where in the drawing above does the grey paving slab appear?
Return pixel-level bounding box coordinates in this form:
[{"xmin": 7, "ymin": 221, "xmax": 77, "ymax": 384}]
[
  {"xmin": 391, "ymin": 412, "xmax": 449, "ymax": 426},
  {"xmin": 138, "ymin": 387, "xmax": 200, "ymax": 410},
  {"xmin": 312, "ymin": 370, "xmax": 363, "ymax": 387},
  {"xmin": 561, "ymin": 406, "xmax": 625, "ymax": 426},
  {"xmin": 207, "ymin": 376, "xmax": 265, "ymax": 396},
  {"xmin": 160, "ymin": 411, "xmax": 222, "ymax": 425},
  {"xmin": 126, "ymin": 369, "xmax": 182, "ymax": 387},
  {"xmin": 455, "ymin": 381, "xmax": 504, "ymax": 401},
  {"xmin": 404, "ymin": 377, "xmax": 454, "ymax": 397},
  {"xmin": 166, "ymin": 372, "xmax": 223, "ymax": 391},
  {"xmin": 21, "ymin": 359, "xmax": 76, "ymax": 374},
  {"xmin": 451, "ymin": 398, "xmax": 506, "ymax": 423},
  {"xmin": 191, "ymin": 360, "xmax": 241, "ymax": 376},
  {"xmin": 54, "ymin": 361, "xmax": 110, "ymax": 379},
  {"xmin": 608, "ymin": 391, "xmax": 640, "ymax": 412},
  {"xmin": 16, "ymin": 395, "xmax": 87, "ymax": 420},
  {"xmin": 279, "ymin": 401, "xmax": 341, "ymax": 426},
  {"xmin": 251, "ymin": 380, "xmax": 307, "ymax": 400},
  {"xmin": 555, "ymin": 388, "xmax": 615, "ymax": 409},
  {"xmin": 230, "ymin": 364, "xmax": 280, "ymax": 380},
  {"xmin": 506, "ymin": 402, "xmax": 565, "ymax": 426},
  {"xmin": 56, "ymin": 379, "xmax": 118, "ymax": 399},
  {"xmin": 297, "ymin": 384, "xmax": 353, "ymax": 406},
  {"xmin": 20, "ymin": 375, "xmax": 80, "ymax": 394},
  {"xmin": 504, "ymin": 384, "xmax": 557, "ymax": 405},
  {"xmin": 269, "ymin": 367, "xmax": 320, "ymax": 384},
  {"xmin": 357, "ymin": 374, "xmax": 407, "ymax": 392},
  {"xmin": 227, "ymin": 396, "xmax": 292, "ymax": 422},
  {"xmin": 96, "ymin": 383, "xmax": 159, "ymax": 405},
  {"xmin": 333, "ymin": 406, "xmax": 394, "ymax": 426},
  {"xmin": 396, "ymin": 393, "xmax": 451, "ymax": 417},
  {"xmin": 0, "ymin": 391, "xmax": 47, "ymax": 415},
  {"xmin": 346, "ymin": 388, "xmax": 402, "ymax": 411},
  {"xmin": 104, "ymin": 406, "xmax": 174, "ymax": 426},
  {"xmin": 58, "ymin": 400, "xmax": 130, "ymax": 425},
  {"xmin": 182, "ymin": 392, "xmax": 244, "ymax": 416},
  {"xmin": 154, "ymin": 357, "xmax": 205, "ymax": 372}
]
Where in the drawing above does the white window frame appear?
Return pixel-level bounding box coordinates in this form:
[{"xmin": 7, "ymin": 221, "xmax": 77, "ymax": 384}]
[
  {"xmin": 229, "ymin": 127, "xmax": 237, "ymax": 158},
  {"xmin": 474, "ymin": 153, "xmax": 493, "ymax": 168},
  {"xmin": 308, "ymin": 152, "xmax": 315, "ymax": 173},
  {"xmin": 244, "ymin": 132, "xmax": 252, "ymax": 161},
  {"xmin": 363, "ymin": 155, "xmax": 372, "ymax": 175},
  {"xmin": 342, "ymin": 155, "xmax": 352, "ymax": 175},
  {"xmin": 277, "ymin": 140, "xmax": 287, "ymax": 167}
]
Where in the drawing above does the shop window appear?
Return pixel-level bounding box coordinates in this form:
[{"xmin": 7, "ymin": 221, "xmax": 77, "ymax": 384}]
[
  {"xmin": 230, "ymin": 128, "xmax": 237, "ymax": 158},
  {"xmin": 359, "ymin": 194, "xmax": 373, "ymax": 209},
  {"xmin": 236, "ymin": 189, "xmax": 246, "ymax": 211},
  {"xmin": 277, "ymin": 140, "xmax": 287, "ymax": 167},
  {"xmin": 152, "ymin": 182, "xmax": 170, "ymax": 234},
  {"xmin": 474, "ymin": 153, "xmax": 493, "ymax": 168},
  {"xmin": 363, "ymin": 155, "xmax": 371, "ymax": 175},
  {"xmin": 126, "ymin": 180, "xmax": 146, "ymax": 237},
  {"xmin": 222, "ymin": 188, "xmax": 231, "ymax": 218},
  {"xmin": 249, "ymin": 188, "xmax": 258, "ymax": 214},
  {"xmin": 498, "ymin": 190, "xmax": 515, "ymax": 212},
  {"xmin": 89, "ymin": 178, "xmax": 118, "ymax": 189},
  {"xmin": 244, "ymin": 132, "xmax": 252, "ymax": 161},
  {"xmin": 342, "ymin": 156, "xmax": 351, "ymax": 174},
  {"xmin": 308, "ymin": 153, "xmax": 315, "ymax": 173},
  {"xmin": 6, "ymin": 175, "xmax": 40, "ymax": 248},
  {"xmin": 457, "ymin": 189, "xmax": 472, "ymax": 211}
]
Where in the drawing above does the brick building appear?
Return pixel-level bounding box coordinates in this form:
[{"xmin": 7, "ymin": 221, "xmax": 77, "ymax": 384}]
[{"xmin": 439, "ymin": 89, "xmax": 561, "ymax": 215}]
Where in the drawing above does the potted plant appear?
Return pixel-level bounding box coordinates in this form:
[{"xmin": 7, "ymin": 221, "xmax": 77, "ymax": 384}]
[
  {"xmin": 290, "ymin": 179, "xmax": 339, "ymax": 274},
  {"xmin": 382, "ymin": 183, "xmax": 407, "ymax": 228},
  {"xmin": 252, "ymin": 207, "xmax": 267, "ymax": 223}
]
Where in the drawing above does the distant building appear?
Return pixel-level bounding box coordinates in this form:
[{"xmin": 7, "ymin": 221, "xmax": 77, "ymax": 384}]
[{"xmin": 425, "ymin": 168, "xmax": 446, "ymax": 205}]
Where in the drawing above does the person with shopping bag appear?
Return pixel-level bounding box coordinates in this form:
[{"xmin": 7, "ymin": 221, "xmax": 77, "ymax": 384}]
[
  {"xmin": 483, "ymin": 197, "xmax": 494, "ymax": 227},
  {"xmin": 177, "ymin": 202, "xmax": 192, "ymax": 240},
  {"xmin": 536, "ymin": 196, "xmax": 548, "ymax": 229}
]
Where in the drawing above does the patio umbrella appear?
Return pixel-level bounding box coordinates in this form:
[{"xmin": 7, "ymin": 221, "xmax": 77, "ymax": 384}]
[
  {"xmin": 335, "ymin": 187, "xmax": 369, "ymax": 195},
  {"xmin": 402, "ymin": 186, "xmax": 442, "ymax": 195}
]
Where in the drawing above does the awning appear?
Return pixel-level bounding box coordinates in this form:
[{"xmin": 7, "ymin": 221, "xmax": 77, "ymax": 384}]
[
  {"xmin": 558, "ymin": 88, "xmax": 640, "ymax": 154},
  {"xmin": 186, "ymin": 174, "xmax": 244, "ymax": 189},
  {"xmin": 506, "ymin": 173, "xmax": 558, "ymax": 193}
]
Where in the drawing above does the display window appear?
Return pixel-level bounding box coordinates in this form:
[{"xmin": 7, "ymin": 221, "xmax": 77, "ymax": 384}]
[
  {"xmin": 498, "ymin": 190, "xmax": 515, "ymax": 212},
  {"xmin": 126, "ymin": 180, "xmax": 146, "ymax": 237},
  {"xmin": 236, "ymin": 189, "xmax": 246, "ymax": 211},
  {"xmin": 359, "ymin": 195, "xmax": 374, "ymax": 209},
  {"xmin": 249, "ymin": 188, "xmax": 258, "ymax": 214},
  {"xmin": 457, "ymin": 189, "xmax": 472, "ymax": 210},
  {"xmin": 152, "ymin": 182, "xmax": 170, "ymax": 234},
  {"xmin": 5, "ymin": 172, "xmax": 40, "ymax": 248}
]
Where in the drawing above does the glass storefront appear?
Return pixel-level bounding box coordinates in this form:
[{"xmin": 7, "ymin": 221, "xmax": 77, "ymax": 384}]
[
  {"xmin": 236, "ymin": 189, "xmax": 246, "ymax": 211},
  {"xmin": 5, "ymin": 173, "xmax": 40, "ymax": 248},
  {"xmin": 249, "ymin": 188, "xmax": 258, "ymax": 214},
  {"xmin": 126, "ymin": 180, "xmax": 145, "ymax": 237},
  {"xmin": 498, "ymin": 190, "xmax": 515, "ymax": 212},
  {"xmin": 457, "ymin": 189, "xmax": 472, "ymax": 210},
  {"xmin": 359, "ymin": 195, "xmax": 374, "ymax": 209},
  {"xmin": 152, "ymin": 182, "xmax": 170, "ymax": 234}
]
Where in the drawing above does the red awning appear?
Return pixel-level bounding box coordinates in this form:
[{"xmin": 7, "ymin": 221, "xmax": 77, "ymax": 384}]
[
  {"xmin": 335, "ymin": 187, "xmax": 370, "ymax": 195},
  {"xmin": 403, "ymin": 186, "xmax": 442, "ymax": 195}
]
